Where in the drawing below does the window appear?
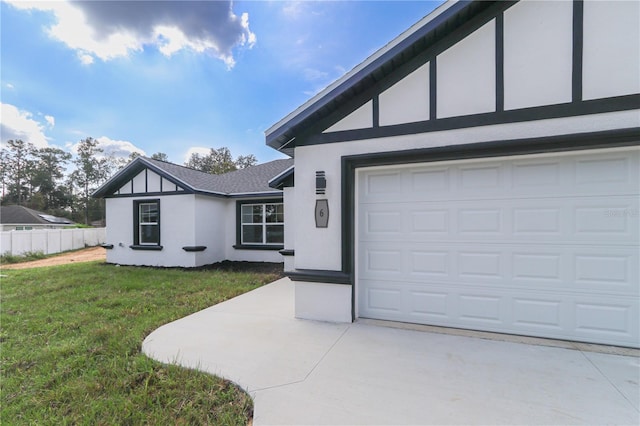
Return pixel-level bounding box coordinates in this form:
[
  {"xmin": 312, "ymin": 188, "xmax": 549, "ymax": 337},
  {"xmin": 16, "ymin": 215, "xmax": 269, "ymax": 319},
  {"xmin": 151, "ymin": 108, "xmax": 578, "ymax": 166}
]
[
  {"xmin": 133, "ymin": 199, "xmax": 161, "ymax": 248},
  {"xmin": 237, "ymin": 201, "xmax": 284, "ymax": 248}
]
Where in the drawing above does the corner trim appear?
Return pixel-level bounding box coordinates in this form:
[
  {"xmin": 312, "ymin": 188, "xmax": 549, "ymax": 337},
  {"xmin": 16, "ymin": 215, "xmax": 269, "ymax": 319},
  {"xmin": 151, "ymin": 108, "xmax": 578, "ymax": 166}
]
[
  {"xmin": 182, "ymin": 246, "xmax": 206, "ymax": 252},
  {"xmin": 286, "ymin": 269, "xmax": 352, "ymax": 285}
]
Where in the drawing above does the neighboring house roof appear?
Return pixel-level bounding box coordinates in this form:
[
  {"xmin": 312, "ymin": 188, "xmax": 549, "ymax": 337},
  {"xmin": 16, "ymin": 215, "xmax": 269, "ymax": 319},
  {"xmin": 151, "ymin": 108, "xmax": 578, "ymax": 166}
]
[
  {"xmin": 0, "ymin": 205, "xmax": 75, "ymax": 226},
  {"xmin": 265, "ymin": 0, "xmax": 489, "ymax": 154},
  {"xmin": 93, "ymin": 156, "xmax": 294, "ymax": 198}
]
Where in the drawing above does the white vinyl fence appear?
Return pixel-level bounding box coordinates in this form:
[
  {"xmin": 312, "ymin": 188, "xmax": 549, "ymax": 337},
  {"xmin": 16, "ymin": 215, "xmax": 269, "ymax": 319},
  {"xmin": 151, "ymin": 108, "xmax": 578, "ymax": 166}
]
[{"xmin": 0, "ymin": 228, "xmax": 106, "ymax": 256}]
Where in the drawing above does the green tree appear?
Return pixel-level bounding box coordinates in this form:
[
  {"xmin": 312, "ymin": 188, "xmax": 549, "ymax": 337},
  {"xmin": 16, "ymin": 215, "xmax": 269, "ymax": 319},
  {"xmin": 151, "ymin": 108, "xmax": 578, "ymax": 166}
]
[
  {"xmin": 69, "ymin": 137, "xmax": 108, "ymax": 225},
  {"xmin": 31, "ymin": 147, "xmax": 72, "ymax": 210},
  {"xmin": 185, "ymin": 147, "xmax": 257, "ymax": 175},
  {"xmin": 235, "ymin": 154, "xmax": 258, "ymax": 170},
  {"xmin": 1, "ymin": 139, "xmax": 36, "ymax": 205},
  {"xmin": 128, "ymin": 151, "xmax": 143, "ymax": 161},
  {"xmin": 151, "ymin": 152, "xmax": 169, "ymax": 162}
]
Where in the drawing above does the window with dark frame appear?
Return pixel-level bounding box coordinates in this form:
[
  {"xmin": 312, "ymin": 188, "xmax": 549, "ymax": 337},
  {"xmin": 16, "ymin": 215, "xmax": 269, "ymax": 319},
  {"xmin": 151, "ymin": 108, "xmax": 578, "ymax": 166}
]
[
  {"xmin": 240, "ymin": 202, "xmax": 284, "ymax": 246},
  {"xmin": 134, "ymin": 200, "xmax": 160, "ymax": 246}
]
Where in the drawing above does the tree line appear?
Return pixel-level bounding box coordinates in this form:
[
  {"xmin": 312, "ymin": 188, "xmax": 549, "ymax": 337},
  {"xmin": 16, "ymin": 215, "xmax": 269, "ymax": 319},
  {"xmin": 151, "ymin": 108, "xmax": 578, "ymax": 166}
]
[{"xmin": 1, "ymin": 138, "xmax": 257, "ymax": 225}]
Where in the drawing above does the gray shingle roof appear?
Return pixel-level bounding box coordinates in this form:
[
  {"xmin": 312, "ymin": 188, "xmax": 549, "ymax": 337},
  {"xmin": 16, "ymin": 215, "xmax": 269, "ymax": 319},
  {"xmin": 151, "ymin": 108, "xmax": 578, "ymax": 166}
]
[
  {"xmin": 93, "ymin": 157, "xmax": 294, "ymax": 198},
  {"xmin": 0, "ymin": 205, "xmax": 75, "ymax": 225}
]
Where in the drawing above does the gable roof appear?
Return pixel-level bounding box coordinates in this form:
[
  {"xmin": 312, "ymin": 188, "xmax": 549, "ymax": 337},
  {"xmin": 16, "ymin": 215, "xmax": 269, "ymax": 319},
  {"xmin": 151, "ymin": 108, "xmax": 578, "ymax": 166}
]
[
  {"xmin": 265, "ymin": 0, "xmax": 498, "ymax": 154},
  {"xmin": 0, "ymin": 205, "xmax": 75, "ymax": 226},
  {"xmin": 92, "ymin": 156, "xmax": 294, "ymax": 198}
]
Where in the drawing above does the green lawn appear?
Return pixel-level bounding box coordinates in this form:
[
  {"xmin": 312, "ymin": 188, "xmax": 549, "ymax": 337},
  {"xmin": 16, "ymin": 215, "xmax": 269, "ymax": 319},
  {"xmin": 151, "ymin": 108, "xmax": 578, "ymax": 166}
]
[{"xmin": 1, "ymin": 262, "xmax": 281, "ymax": 425}]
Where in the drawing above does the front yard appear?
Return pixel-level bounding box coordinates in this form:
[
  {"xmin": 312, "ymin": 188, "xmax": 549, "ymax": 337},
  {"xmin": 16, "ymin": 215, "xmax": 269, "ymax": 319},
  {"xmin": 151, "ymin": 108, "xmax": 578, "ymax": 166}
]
[{"xmin": 0, "ymin": 261, "xmax": 281, "ymax": 424}]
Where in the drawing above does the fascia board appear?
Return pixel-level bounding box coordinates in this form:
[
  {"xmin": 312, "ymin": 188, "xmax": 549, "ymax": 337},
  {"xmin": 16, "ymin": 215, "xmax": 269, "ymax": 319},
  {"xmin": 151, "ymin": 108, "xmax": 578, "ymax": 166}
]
[
  {"xmin": 268, "ymin": 165, "xmax": 295, "ymax": 185},
  {"xmin": 228, "ymin": 191, "xmax": 283, "ymax": 198}
]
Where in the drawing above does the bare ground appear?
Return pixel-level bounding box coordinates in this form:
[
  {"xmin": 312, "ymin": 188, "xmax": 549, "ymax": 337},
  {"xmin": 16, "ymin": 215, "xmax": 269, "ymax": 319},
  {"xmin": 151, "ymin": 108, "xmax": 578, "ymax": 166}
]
[{"xmin": 0, "ymin": 246, "xmax": 107, "ymax": 270}]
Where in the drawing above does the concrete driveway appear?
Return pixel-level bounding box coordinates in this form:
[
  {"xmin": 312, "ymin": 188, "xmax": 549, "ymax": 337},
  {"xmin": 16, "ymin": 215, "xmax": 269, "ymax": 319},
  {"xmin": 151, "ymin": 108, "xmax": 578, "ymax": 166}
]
[{"xmin": 142, "ymin": 278, "xmax": 639, "ymax": 425}]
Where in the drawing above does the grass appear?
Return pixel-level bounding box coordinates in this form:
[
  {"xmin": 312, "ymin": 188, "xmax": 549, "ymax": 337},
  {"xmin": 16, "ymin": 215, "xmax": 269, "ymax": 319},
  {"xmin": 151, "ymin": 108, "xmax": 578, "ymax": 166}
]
[
  {"xmin": 1, "ymin": 261, "xmax": 281, "ymax": 425},
  {"xmin": 0, "ymin": 251, "xmax": 48, "ymax": 265}
]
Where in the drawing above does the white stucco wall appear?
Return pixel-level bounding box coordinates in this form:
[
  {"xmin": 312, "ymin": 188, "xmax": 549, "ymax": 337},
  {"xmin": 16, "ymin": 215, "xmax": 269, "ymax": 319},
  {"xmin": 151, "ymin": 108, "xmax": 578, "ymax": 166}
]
[
  {"xmin": 379, "ymin": 62, "xmax": 430, "ymax": 126},
  {"xmin": 437, "ymin": 19, "xmax": 496, "ymax": 118},
  {"xmin": 194, "ymin": 195, "xmax": 227, "ymax": 265},
  {"xmin": 295, "ymin": 282, "xmax": 352, "ymax": 322},
  {"xmin": 293, "ymin": 108, "xmax": 639, "ymax": 273},
  {"xmin": 503, "ymin": 0, "xmax": 573, "ymax": 110},
  {"xmin": 324, "ymin": 100, "xmax": 373, "ymax": 133},
  {"xmin": 583, "ymin": 0, "xmax": 640, "ymax": 100},
  {"xmin": 105, "ymin": 194, "xmax": 198, "ymax": 267},
  {"xmin": 105, "ymin": 194, "xmax": 285, "ymax": 267}
]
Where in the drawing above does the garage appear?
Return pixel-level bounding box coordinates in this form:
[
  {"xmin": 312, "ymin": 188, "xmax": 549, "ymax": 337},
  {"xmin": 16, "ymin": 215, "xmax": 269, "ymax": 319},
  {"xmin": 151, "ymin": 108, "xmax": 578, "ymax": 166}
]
[{"xmin": 357, "ymin": 148, "xmax": 639, "ymax": 347}]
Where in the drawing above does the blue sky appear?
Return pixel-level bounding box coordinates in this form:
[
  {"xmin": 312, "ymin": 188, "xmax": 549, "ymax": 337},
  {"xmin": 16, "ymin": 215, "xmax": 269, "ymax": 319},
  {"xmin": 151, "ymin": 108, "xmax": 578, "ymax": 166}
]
[{"xmin": 1, "ymin": 1, "xmax": 441, "ymax": 165}]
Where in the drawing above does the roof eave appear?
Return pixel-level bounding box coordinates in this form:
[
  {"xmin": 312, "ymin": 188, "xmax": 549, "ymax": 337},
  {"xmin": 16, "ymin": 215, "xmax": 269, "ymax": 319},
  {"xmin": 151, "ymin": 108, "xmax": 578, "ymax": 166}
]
[
  {"xmin": 228, "ymin": 191, "xmax": 284, "ymax": 199},
  {"xmin": 265, "ymin": 0, "xmax": 475, "ymax": 150},
  {"xmin": 268, "ymin": 165, "xmax": 295, "ymax": 189}
]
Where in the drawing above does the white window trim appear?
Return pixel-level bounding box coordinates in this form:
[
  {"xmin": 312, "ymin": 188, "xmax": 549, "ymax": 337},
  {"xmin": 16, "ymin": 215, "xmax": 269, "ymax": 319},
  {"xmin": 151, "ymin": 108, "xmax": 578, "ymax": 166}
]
[
  {"xmin": 138, "ymin": 201, "xmax": 160, "ymax": 246},
  {"xmin": 240, "ymin": 202, "xmax": 284, "ymax": 246}
]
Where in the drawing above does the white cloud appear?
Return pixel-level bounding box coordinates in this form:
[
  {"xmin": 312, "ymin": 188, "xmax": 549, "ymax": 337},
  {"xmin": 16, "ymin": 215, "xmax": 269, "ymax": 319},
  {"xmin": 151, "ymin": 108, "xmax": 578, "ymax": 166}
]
[
  {"xmin": 78, "ymin": 53, "xmax": 94, "ymax": 65},
  {"xmin": 5, "ymin": 83, "xmax": 14, "ymax": 89},
  {"xmin": 5, "ymin": 0, "xmax": 255, "ymax": 67},
  {"xmin": 44, "ymin": 115, "xmax": 55, "ymax": 127},
  {"xmin": 0, "ymin": 103, "xmax": 50, "ymax": 148},
  {"xmin": 97, "ymin": 137, "xmax": 145, "ymax": 159}
]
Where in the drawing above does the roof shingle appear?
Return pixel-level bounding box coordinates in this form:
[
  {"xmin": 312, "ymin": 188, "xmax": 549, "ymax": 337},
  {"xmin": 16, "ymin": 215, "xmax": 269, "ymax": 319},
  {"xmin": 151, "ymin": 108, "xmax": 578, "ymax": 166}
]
[{"xmin": 93, "ymin": 157, "xmax": 294, "ymax": 198}]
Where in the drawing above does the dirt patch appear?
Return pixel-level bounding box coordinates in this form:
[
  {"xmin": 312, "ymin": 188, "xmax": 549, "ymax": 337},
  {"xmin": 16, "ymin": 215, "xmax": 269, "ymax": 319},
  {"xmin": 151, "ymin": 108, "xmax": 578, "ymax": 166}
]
[{"xmin": 0, "ymin": 246, "xmax": 107, "ymax": 270}]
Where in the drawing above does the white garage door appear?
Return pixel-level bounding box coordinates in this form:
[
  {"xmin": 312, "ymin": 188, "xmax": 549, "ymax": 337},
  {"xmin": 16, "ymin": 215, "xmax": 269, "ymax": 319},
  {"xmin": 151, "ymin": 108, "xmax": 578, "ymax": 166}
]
[{"xmin": 357, "ymin": 148, "xmax": 639, "ymax": 347}]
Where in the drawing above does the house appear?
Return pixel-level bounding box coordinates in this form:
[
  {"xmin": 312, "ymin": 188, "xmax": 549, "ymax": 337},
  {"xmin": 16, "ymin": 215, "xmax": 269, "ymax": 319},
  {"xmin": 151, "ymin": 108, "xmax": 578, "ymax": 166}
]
[
  {"xmin": 92, "ymin": 157, "xmax": 293, "ymax": 268},
  {"xmin": 266, "ymin": 0, "xmax": 639, "ymax": 348},
  {"xmin": 0, "ymin": 205, "xmax": 75, "ymax": 231}
]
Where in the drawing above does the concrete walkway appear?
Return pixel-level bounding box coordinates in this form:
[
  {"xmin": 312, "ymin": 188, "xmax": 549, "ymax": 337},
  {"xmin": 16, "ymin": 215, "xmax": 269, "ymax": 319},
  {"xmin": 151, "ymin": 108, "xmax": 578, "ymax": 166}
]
[{"xmin": 142, "ymin": 278, "xmax": 640, "ymax": 425}]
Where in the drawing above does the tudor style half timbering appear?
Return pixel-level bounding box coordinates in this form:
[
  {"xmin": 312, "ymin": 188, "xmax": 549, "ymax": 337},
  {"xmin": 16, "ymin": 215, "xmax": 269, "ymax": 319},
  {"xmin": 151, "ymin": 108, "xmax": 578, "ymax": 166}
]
[
  {"xmin": 314, "ymin": 0, "xmax": 638, "ymax": 138},
  {"xmin": 266, "ymin": 0, "xmax": 640, "ymax": 348}
]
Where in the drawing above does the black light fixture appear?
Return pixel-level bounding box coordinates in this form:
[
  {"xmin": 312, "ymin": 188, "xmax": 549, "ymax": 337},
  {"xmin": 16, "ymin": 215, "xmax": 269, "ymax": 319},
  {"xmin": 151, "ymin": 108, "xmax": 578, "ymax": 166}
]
[{"xmin": 316, "ymin": 171, "xmax": 326, "ymax": 195}]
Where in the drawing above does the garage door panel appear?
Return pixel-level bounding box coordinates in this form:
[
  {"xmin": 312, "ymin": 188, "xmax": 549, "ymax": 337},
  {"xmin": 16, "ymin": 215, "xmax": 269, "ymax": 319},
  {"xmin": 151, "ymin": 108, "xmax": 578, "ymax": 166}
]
[
  {"xmin": 512, "ymin": 160, "xmax": 562, "ymax": 187},
  {"xmin": 574, "ymin": 153, "xmax": 638, "ymax": 187},
  {"xmin": 458, "ymin": 164, "xmax": 503, "ymax": 189},
  {"xmin": 573, "ymin": 248, "xmax": 639, "ymax": 294},
  {"xmin": 358, "ymin": 148, "xmax": 640, "ymax": 347},
  {"xmin": 573, "ymin": 200, "xmax": 639, "ymax": 237},
  {"xmin": 360, "ymin": 281, "xmax": 639, "ymax": 346},
  {"xmin": 573, "ymin": 297, "xmax": 638, "ymax": 342},
  {"xmin": 361, "ymin": 241, "xmax": 637, "ymax": 295},
  {"xmin": 361, "ymin": 151, "xmax": 639, "ymax": 204},
  {"xmin": 458, "ymin": 294, "xmax": 504, "ymax": 324},
  {"xmin": 361, "ymin": 197, "xmax": 638, "ymax": 243},
  {"xmin": 512, "ymin": 297, "xmax": 565, "ymax": 331}
]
